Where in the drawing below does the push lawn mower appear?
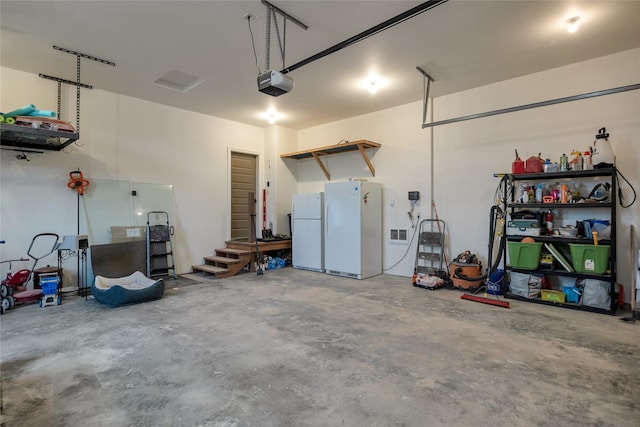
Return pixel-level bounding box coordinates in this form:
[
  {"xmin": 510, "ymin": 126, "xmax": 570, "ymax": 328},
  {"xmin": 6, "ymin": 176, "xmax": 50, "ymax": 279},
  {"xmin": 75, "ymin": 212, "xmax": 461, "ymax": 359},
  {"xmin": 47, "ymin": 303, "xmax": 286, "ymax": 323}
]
[{"xmin": 1, "ymin": 233, "xmax": 60, "ymax": 314}]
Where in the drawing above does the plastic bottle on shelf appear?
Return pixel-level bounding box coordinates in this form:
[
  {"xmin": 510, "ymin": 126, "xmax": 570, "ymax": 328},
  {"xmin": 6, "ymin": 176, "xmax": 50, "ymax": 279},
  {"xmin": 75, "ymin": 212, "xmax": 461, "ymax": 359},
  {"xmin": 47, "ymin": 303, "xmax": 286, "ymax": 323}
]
[
  {"xmin": 577, "ymin": 153, "xmax": 584, "ymax": 170},
  {"xmin": 518, "ymin": 184, "xmax": 527, "ymax": 203},
  {"xmin": 551, "ymin": 183, "xmax": 560, "ymax": 201},
  {"xmin": 584, "ymin": 151, "xmax": 593, "ymax": 170},
  {"xmin": 535, "ymin": 184, "xmax": 543, "ymax": 202},
  {"xmin": 569, "ymin": 150, "xmax": 583, "ymax": 171},
  {"xmin": 574, "ymin": 182, "xmax": 584, "ymax": 200},
  {"xmin": 545, "ymin": 210, "xmax": 554, "ymax": 235},
  {"xmin": 560, "ymin": 154, "xmax": 569, "ymax": 172}
]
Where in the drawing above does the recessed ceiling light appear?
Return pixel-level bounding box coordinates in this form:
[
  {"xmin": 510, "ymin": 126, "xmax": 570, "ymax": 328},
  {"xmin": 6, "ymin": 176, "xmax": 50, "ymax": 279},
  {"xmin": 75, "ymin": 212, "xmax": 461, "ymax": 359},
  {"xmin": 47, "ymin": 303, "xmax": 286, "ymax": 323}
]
[
  {"xmin": 261, "ymin": 109, "xmax": 282, "ymax": 125},
  {"xmin": 566, "ymin": 16, "xmax": 580, "ymax": 33},
  {"xmin": 154, "ymin": 70, "xmax": 205, "ymax": 92},
  {"xmin": 368, "ymin": 80, "xmax": 379, "ymax": 94},
  {"xmin": 360, "ymin": 72, "xmax": 387, "ymax": 95}
]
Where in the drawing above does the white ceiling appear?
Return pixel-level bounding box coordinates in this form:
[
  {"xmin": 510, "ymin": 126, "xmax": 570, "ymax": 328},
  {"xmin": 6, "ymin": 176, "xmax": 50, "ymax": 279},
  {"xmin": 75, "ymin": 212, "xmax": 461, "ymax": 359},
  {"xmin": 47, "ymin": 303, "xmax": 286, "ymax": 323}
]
[{"xmin": 2, "ymin": 1, "xmax": 639, "ymax": 130}]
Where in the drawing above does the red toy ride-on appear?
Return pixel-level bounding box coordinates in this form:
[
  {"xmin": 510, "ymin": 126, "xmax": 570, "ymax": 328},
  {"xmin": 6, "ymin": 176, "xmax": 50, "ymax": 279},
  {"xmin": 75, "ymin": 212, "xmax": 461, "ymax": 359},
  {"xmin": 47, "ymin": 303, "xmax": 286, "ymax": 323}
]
[{"xmin": 0, "ymin": 233, "xmax": 60, "ymax": 314}]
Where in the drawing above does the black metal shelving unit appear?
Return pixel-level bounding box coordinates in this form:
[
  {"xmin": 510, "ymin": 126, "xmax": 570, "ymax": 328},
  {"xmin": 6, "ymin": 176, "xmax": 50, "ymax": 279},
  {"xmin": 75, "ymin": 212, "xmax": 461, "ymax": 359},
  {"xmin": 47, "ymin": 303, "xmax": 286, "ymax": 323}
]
[{"xmin": 502, "ymin": 168, "xmax": 618, "ymax": 314}]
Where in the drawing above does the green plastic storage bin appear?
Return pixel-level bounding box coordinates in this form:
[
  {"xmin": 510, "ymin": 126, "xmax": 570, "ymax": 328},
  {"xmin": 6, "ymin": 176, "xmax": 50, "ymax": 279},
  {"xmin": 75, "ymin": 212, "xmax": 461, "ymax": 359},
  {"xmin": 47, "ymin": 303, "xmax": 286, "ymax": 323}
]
[
  {"xmin": 569, "ymin": 244, "xmax": 610, "ymax": 274},
  {"xmin": 507, "ymin": 242, "xmax": 542, "ymax": 270}
]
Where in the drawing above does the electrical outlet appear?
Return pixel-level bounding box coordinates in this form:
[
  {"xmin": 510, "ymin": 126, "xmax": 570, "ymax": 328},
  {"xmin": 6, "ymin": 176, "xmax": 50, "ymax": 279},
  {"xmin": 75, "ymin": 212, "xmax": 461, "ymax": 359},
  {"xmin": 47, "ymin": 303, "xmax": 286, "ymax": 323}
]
[{"xmin": 242, "ymin": 13, "xmax": 256, "ymax": 21}]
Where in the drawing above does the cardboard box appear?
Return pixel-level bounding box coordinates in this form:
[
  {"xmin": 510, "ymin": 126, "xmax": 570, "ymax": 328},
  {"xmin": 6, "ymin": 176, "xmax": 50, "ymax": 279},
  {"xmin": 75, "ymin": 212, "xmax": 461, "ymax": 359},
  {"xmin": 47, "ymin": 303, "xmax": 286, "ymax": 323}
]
[{"xmin": 110, "ymin": 226, "xmax": 146, "ymax": 243}]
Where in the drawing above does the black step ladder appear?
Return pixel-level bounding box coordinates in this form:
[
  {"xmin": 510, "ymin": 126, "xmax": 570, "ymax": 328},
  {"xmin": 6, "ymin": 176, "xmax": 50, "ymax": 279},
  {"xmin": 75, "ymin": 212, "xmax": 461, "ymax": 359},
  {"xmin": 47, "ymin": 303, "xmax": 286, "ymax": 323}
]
[{"xmin": 146, "ymin": 211, "xmax": 177, "ymax": 279}]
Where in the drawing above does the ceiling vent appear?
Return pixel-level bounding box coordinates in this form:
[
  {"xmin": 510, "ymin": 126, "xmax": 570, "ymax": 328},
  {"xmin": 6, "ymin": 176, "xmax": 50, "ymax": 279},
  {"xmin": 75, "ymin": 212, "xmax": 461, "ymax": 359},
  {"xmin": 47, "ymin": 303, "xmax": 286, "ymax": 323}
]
[{"xmin": 153, "ymin": 70, "xmax": 204, "ymax": 92}]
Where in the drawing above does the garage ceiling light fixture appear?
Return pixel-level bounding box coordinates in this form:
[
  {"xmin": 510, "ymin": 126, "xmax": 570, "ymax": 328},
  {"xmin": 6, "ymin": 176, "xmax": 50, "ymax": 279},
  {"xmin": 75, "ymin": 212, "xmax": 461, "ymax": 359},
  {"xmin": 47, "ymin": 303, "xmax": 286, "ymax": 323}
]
[
  {"xmin": 567, "ymin": 16, "xmax": 580, "ymax": 33},
  {"xmin": 361, "ymin": 72, "xmax": 387, "ymax": 95},
  {"xmin": 261, "ymin": 109, "xmax": 282, "ymax": 125}
]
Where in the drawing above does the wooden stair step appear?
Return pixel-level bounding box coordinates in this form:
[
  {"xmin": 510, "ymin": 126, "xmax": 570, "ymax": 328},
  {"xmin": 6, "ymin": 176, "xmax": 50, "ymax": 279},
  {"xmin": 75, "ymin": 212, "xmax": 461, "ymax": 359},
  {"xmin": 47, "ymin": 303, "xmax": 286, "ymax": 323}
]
[
  {"xmin": 215, "ymin": 248, "xmax": 253, "ymax": 256},
  {"xmin": 192, "ymin": 264, "xmax": 229, "ymax": 275},
  {"xmin": 204, "ymin": 255, "xmax": 242, "ymax": 265}
]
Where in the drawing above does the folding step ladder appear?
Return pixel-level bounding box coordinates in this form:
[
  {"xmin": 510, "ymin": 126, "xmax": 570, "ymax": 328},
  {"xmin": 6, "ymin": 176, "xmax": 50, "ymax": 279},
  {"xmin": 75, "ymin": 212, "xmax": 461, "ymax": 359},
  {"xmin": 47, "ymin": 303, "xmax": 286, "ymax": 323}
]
[
  {"xmin": 414, "ymin": 218, "xmax": 447, "ymax": 277},
  {"xmin": 146, "ymin": 211, "xmax": 177, "ymax": 279}
]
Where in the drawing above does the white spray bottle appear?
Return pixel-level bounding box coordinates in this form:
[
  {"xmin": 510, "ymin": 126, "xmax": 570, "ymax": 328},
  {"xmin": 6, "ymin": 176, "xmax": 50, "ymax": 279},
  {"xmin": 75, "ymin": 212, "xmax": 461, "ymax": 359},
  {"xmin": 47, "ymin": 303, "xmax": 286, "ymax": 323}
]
[{"xmin": 590, "ymin": 127, "xmax": 615, "ymax": 168}]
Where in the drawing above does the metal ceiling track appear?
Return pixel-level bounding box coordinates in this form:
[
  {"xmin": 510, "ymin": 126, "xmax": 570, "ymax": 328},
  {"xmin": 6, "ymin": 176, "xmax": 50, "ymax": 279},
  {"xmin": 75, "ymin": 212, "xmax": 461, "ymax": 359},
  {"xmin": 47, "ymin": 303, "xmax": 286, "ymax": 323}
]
[
  {"xmin": 280, "ymin": 0, "xmax": 449, "ymax": 75},
  {"xmin": 422, "ymin": 83, "xmax": 640, "ymax": 128}
]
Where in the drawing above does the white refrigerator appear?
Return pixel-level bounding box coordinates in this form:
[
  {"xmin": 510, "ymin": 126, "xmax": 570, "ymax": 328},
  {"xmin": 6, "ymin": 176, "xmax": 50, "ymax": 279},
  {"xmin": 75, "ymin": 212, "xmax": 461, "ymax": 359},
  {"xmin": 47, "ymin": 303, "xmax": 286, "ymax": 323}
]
[
  {"xmin": 324, "ymin": 181, "xmax": 382, "ymax": 279},
  {"xmin": 292, "ymin": 192, "xmax": 324, "ymax": 272}
]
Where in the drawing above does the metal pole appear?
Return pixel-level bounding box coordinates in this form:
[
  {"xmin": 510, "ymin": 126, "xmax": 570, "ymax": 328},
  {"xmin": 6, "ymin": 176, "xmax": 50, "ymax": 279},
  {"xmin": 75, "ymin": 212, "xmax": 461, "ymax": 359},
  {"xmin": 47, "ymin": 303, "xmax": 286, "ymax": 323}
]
[
  {"xmin": 423, "ymin": 83, "xmax": 640, "ymax": 128},
  {"xmin": 261, "ymin": 0, "xmax": 308, "ymax": 30},
  {"xmin": 417, "ymin": 66, "xmax": 434, "ymax": 125},
  {"xmin": 265, "ymin": 7, "xmax": 271, "ymax": 71},
  {"xmin": 76, "ymin": 55, "xmax": 81, "ymax": 135},
  {"xmin": 57, "ymin": 81, "xmax": 62, "ymax": 119}
]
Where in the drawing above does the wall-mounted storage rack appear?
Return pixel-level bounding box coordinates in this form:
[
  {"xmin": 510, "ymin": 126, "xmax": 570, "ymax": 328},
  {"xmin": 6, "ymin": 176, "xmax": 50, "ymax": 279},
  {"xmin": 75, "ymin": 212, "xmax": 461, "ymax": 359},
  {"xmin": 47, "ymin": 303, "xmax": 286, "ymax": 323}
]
[
  {"xmin": 280, "ymin": 139, "xmax": 380, "ymax": 180},
  {"xmin": 1, "ymin": 123, "xmax": 79, "ymax": 152},
  {"xmin": 1, "ymin": 45, "xmax": 114, "ymax": 153}
]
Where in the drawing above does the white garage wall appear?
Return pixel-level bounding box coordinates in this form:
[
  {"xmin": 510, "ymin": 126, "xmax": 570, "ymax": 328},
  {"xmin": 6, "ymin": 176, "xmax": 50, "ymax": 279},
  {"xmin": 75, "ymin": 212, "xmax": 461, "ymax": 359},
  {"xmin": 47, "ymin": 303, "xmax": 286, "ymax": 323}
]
[
  {"xmin": 270, "ymin": 126, "xmax": 298, "ymax": 235},
  {"xmin": 1, "ymin": 67, "xmax": 265, "ymax": 282},
  {"xmin": 2, "ymin": 48, "xmax": 638, "ymax": 300},
  {"xmin": 294, "ymin": 49, "xmax": 639, "ymax": 302},
  {"xmin": 296, "ymin": 101, "xmax": 432, "ymax": 278},
  {"xmin": 432, "ymin": 48, "xmax": 639, "ymax": 302}
]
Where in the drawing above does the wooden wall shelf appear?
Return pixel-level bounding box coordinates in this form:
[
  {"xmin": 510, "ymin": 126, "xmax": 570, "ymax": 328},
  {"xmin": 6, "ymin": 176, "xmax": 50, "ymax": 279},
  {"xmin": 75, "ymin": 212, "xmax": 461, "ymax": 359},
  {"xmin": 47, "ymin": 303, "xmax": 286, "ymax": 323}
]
[{"xmin": 280, "ymin": 139, "xmax": 380, "ymax": 180}]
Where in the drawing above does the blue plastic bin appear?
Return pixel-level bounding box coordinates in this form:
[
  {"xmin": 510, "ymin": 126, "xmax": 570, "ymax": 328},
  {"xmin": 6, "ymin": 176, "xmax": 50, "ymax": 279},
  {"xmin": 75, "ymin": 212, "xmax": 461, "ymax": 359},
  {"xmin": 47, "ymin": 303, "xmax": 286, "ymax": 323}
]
[
  {"xmin": 39, "ymin": 275, "xmax": 59, "ymax": 295},
  {"xmin": 562, "ymin": 286, "xmax": 581, "ymax": 303}
]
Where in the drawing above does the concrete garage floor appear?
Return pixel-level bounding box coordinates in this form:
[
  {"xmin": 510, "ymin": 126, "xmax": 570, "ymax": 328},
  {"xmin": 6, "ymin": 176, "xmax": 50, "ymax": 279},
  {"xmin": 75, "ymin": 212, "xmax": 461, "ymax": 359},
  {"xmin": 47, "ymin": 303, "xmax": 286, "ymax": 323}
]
[{"xmin": 1, "ymin": 269, "xmax": 639, "ymax": 426}]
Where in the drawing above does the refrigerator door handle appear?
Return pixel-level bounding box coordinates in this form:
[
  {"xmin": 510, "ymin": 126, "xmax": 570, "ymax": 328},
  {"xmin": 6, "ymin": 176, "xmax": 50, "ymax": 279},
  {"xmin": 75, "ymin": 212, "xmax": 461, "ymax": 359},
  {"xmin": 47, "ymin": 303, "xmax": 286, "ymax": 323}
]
[{"xmin": 325, "ymin": 203, "xmax": 329, "ymax": 236}]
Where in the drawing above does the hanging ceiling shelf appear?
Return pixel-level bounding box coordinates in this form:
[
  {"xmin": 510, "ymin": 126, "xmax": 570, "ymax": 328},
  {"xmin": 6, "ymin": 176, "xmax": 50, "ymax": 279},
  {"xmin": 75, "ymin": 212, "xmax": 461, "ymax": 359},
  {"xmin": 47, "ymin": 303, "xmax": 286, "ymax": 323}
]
[
  {"xmin": 1, "ymin": 46, "xmax": 115, "ymax": 154},
  {"xmin": 1, "ymin": 123, "xmax": 79, "ymax": 152},
  {"xmin": 280, "ymin": 139, "xmax": 380, "ymax": 180}
]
